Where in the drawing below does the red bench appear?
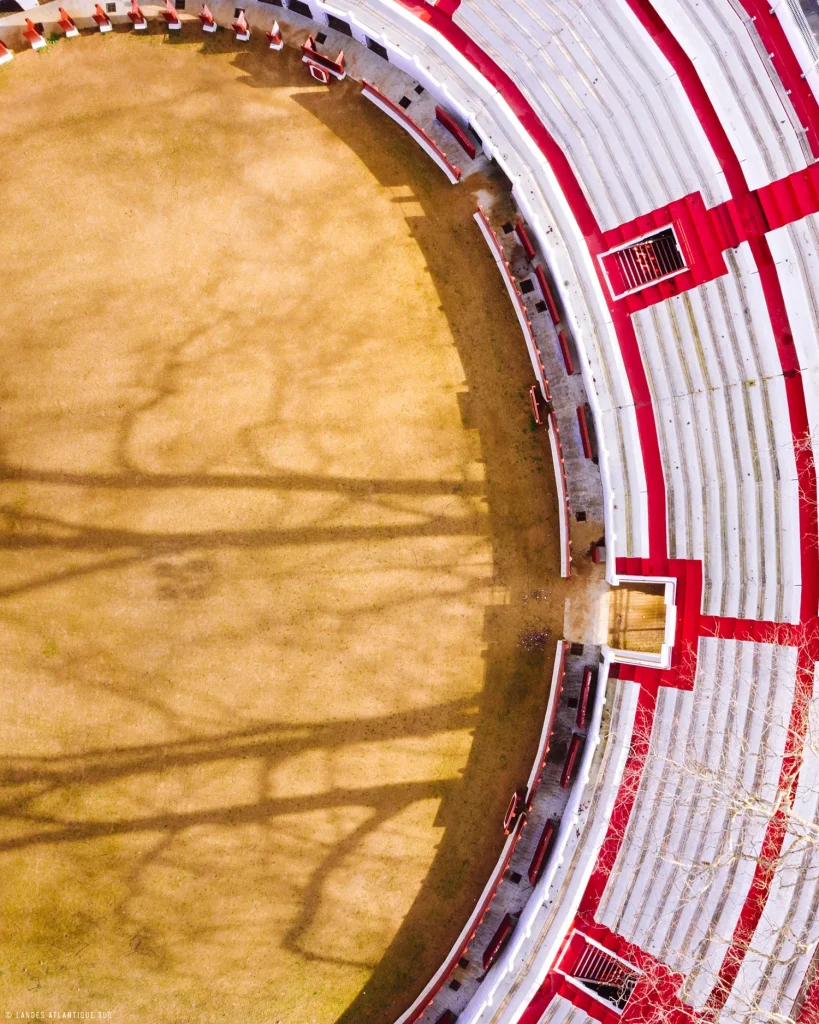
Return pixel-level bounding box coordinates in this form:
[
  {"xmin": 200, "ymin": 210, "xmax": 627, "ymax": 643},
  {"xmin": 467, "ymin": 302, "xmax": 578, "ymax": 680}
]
[
  {"xmin": 560, "ymin": 734, "xmax": 582, "ymax": 789},
  {"xmin": 558, "ymin": 330, "xmax": 575, "ymax": 375},
  {"xmin": 577, "ymin": 405, "xmax": 593, "ymax": 459},
  {"xmin": 535, "ymin": 264, "xmax": 560, "ymax": 324},
  {"xmin": 435, "ymin": 105, "xmax": 477, "ymax": 159},
  {"xmin": 576, "ymin": 667, "xmax": 593, "ymax": 730},
  {"xmin": 528, "ymin": 818, "xmax": 557, "ymax": 886},
  {"xmin": 515, "ymin": 221, "xmax": 536, "ymax": 261},
  {"xmin": 483, "ymin": 913, "xmax": 515, "ymax": 970}
]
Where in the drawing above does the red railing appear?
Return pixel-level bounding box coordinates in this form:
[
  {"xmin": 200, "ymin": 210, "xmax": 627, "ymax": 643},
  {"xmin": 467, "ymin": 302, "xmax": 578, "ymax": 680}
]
[{"xmin": 362, "ymin": 80, "xmax": 462, "ymax": 182}]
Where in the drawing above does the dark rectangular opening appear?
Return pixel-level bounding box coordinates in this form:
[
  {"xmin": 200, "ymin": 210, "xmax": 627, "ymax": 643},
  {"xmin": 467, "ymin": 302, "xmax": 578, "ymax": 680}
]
[
  {"xmin": 366, "ymin": 37, "xmax": 388, "ymax": 60},
  {"xmin": 571, "ymin": 940, "xmax": 640, "ymax": 1010},
  {"xmin": 326, "ymin": 14, "xmax": 351, "ymax": 35},
  {"xmin": 398, "ymin": 96, "xmax": 412, "ymax": 109},
  {"xmin": 288, "ymin": 0, "xmax": 311, "ymax": 16},
  {"xmin": 520, "ymin": 279, "xmax": 535, "ymax": 295},
  {"xmin": 570, "ymin": 642, "xmax": 585, "ymax": 655},
  {"xmin": 315, "ymin": 30, "xmax": 326, "ymax": 43}
]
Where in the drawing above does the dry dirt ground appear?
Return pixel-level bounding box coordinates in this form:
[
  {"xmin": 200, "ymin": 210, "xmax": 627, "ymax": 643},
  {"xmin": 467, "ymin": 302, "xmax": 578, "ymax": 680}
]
[{"xmin": 0, "ymin": 30, "xmax": 563, "ymax": 1024}]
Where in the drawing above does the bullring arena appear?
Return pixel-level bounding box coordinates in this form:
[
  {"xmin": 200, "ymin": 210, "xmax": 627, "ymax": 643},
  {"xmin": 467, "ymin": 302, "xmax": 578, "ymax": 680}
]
[{"xmin": 3, "ymin": 1, "xmax": 819, "ymax": 1024}]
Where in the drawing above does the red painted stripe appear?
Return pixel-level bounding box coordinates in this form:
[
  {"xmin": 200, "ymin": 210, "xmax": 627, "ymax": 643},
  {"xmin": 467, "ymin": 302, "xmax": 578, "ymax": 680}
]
[
  {"xmin": 733, "ymin": 0, "xmax": 819, "ymax": 161},
  {"xmin": 578, "ymin": 679, "xmax": 659, "ymax": 917}
]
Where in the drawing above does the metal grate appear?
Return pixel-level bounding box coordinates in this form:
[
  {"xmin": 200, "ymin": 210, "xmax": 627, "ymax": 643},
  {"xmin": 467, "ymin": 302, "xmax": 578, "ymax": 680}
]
[
  {"xmin": 612, "ymin": 228, "xmax": 684, "ymax": 291},
  {"xmin": 571, "ymin": 941, "xmax": 639, "ymax": 1010}
]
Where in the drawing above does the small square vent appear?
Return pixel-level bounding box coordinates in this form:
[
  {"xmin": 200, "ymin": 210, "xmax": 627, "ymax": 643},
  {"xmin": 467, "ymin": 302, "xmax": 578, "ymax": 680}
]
[{"xmin": 600, "ymin": 225, "xmax": 687, "ymax": 299}]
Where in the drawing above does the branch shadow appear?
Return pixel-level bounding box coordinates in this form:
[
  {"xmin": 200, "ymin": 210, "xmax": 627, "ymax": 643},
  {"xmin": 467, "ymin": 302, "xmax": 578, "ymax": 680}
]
[{"xmin": 0, "ymin": 33, "xmax": 565, "ymax": 1024}]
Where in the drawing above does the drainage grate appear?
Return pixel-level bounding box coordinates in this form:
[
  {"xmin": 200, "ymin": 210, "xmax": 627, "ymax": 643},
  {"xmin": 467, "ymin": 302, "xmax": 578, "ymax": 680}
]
[{"xmin": 600, "ymin": 225, "xmax": 686, "ymax": 299}]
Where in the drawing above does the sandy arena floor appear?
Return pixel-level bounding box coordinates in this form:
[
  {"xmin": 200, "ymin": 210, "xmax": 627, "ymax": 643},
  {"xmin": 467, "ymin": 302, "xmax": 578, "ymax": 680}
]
[{"xmin": 0, "ymin": 31, "xmax": 563, "ymax": 1024}]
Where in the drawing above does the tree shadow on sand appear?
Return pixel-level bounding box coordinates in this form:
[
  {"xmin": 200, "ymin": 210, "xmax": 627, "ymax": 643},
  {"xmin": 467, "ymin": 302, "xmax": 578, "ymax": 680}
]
[{"xmin": 0, "ymin": 34, "xmax": 567, "ymax": 1024}]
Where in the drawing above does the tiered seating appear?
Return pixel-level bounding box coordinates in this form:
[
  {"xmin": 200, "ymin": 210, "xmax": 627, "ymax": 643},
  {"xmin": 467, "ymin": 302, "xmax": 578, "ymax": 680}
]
[
  {"xmin": 596, "ymin": 637, "xmax": 799, "ymax": 1008},
  {"xmin": 721, "ymin": 667, "xmax": 819, "ymax": 1024},
  {"xmin": 767, "ymin": 212, "xmax": 819, "ymax": 460},
  {"xmin": 650, "ymin": 0, "xmax": 810, "ymax": 188},
  {"xmin": 536, "ymin": 995, "xmax": 597, "ymax": 1024},
  {"xmin": 453, "ymin": 0, "xmax": 731, "ymax": 230},
  {"xmin": 632, "ymin": 245, "xmax": 801, "ymax": 622}
]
